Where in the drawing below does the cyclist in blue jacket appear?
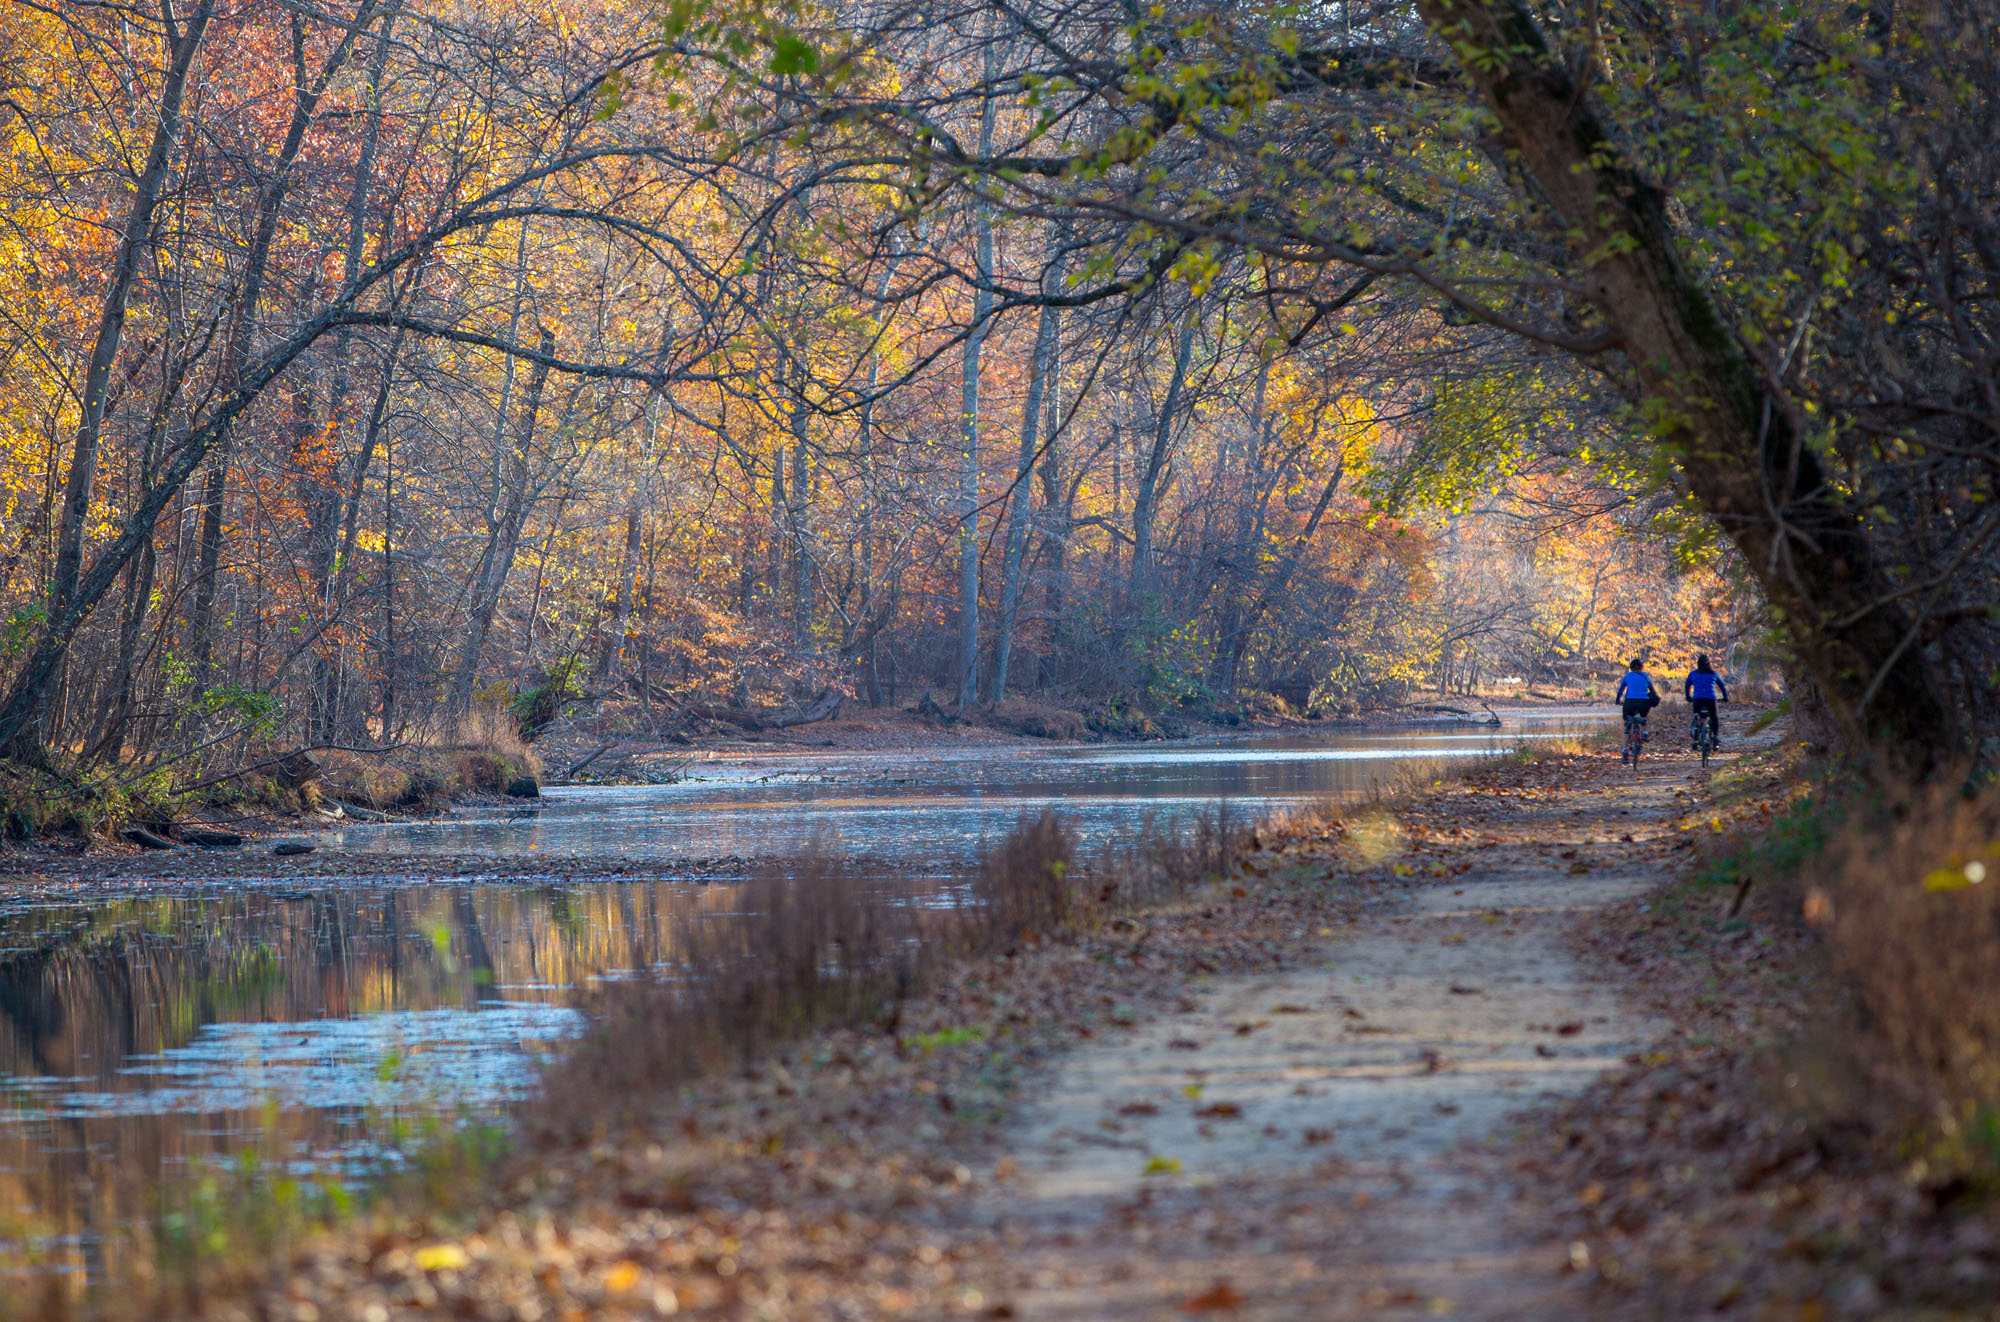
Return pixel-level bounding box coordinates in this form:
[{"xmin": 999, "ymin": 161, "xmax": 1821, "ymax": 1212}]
[
  {"xmin": 1684, "ymin": 654, "xmax": 1729, "ymax": 747},
  {"xmin": 1615, "ymin": 658, "xmax": 1658, "ymax": 737}
]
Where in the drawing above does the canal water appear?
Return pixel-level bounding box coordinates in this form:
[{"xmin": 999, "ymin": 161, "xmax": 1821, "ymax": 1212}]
[{"xmin": 0, "ymin": 714, "xmax": 1600, "ymax": 1277}]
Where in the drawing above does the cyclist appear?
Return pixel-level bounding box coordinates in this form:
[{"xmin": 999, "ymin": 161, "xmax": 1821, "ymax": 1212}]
[
  {"xmin": 1684, "ymin": 654, "xmax": 1729, "ymax": 747},
  {"xmin": 1615, "ymin": 658, "xmax": 1659, "ymax": 740}
]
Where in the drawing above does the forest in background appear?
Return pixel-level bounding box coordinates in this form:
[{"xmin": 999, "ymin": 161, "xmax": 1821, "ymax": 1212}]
[{"xmin": 0, "ymin": 0, "xmax": 1781, "ymax": 803}]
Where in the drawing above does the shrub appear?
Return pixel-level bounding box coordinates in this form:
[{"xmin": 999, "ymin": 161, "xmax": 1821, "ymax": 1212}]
[
  {"xmin": 1084, "ymin": 695, "xmax": 1157, "ymax": 738},
  {"xmin": 972, "ymin": 812, "xmax": 1075, "ymax": 943},
  {"xmin": 511, "ymin": 659, "xmax": 586, "ymax": 739},
  {"xmin": 1810, "ymin": 783, "xmax": 2000, "ymax": 1192}
]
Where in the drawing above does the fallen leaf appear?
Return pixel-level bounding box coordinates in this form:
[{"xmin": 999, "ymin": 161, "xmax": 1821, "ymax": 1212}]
[
  {"xmin": 1194, "ymin": 1102, "xmax": 1243, "ymax": 1119},
  {"xmin": 413, "ymin": 1244, "xmax": 468, "ymax": 1272},
  {"xmin": 1180, "ymin": 1280, "xmax": 1245, "ymax": 1312}
]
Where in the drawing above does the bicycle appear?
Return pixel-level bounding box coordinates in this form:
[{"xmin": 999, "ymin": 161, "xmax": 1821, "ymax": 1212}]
[
  {"xmin": 1623, "ymin": 713, "xmax": 1647, "ymax": 766},
  {"xmin": 1692, "ymin": 709, "xmax": 1717, "ymax": 769}
]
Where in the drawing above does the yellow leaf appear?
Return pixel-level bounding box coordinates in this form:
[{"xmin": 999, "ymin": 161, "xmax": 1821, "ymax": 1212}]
[
  {"xmin": 605, "ymin": 1261, "xmax": 642, "ymax": 1294},
  {"xmin": 414, "ymin": 1244, "xmax": 468, "ymax": 1272}
]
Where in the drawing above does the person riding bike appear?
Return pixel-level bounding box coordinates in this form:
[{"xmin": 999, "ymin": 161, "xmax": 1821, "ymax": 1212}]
[
  {"xmin": 1615, "ymin": 658, "xmax": 1659, "ymax": 738},
  {"xmin": 1684, "ymin": 654, "xmax": 1730, "ymax": 747}
]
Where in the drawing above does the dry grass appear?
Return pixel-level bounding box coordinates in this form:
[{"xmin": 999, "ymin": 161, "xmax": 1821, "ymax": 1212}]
[
  {"xmin": 535, "ymin": 853, "xmax": 977, "ymax": 1137},
  {"xmin": 319, "ymin": 712, "xmax": 542, "ymax": 811},
  {"xmin": 532, "ymin": 807, "xmax": 1245, "ymax": 1141},
  {"xmin": 1811, "ymin": 782, "xmax": 2000, "ymax": 1186}
]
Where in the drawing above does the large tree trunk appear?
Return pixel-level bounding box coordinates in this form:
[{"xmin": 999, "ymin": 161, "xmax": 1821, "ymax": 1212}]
[{"xmin": 1420, "ymin": 0, "xmax": 1957, "ymax": 775}]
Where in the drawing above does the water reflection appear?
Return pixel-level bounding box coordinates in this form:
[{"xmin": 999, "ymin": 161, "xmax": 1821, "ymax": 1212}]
[{"xmin": 0, "ymin": 880, "xmax": 718, "ymax": 1281}]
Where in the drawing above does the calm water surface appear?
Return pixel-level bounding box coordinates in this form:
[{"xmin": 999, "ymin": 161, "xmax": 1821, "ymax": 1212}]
[{"xmin": 0, "ymin": 714, "xmax": 1602, "ymax": 1275}]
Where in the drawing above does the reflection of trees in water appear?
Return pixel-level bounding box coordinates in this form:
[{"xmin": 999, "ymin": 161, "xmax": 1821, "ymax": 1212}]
[{"xmin": 0, "ymin": 880, "xmax": 719, "ymax": 1284}]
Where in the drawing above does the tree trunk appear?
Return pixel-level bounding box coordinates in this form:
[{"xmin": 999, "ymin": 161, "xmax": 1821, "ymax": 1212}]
[
  {"xmin": 1227, "ymin": 455, "xmax": 1346, "ymax": 686},
  {"xmin": 1035, "ymin": 405, "xmax": 1076, "ymax": 692},
  {"xmin": 788, "ymin": 391, "xmax": 811, "ymax": 647},
  {"xmin": 1213, "ymin": 376, "xmax": 1274, "ymax": 696},
  {"xmin": 599, "ymin": 508, "xmax": 643, "ymax": 679},
  {"xmin": 449, "ymin": 328, "xmax": 554, "ymax": 716},
  {"xmin": 309, "ymin": 5, "xmax": 400, "ymax": 743},
  {"xmin": 956, "ymin": 34, "xmax": 998, "ymax": 710},
  {"xmin": 88, "ymin": 534, "xmax": 157, "ymax": 764},
  {"xmin": 986, "ymin": 227, "xmax": 1070, "ymax": 705},
  {"xmin": 1420, "ymin": 0, "xmax": 1956, "ymax": 774},
  {"xmin": 51, "ymin": 2, "xmax": 214, "ymax": 626},
  {"xmin": 1128, "ymin": 306, "xmax": 1198, "ymax": 601}
]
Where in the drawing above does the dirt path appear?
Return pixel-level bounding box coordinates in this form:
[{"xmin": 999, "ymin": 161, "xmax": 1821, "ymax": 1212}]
[{"xmin": 965, "ymin": 736, "xmax": 1735, "ymax": 1320}]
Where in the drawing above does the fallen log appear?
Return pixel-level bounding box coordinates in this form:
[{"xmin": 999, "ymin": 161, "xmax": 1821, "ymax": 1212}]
[
  {"xmin": 566, "ymin": 742, "xmax": 617, "ymax": 778},
  {"xmin": 773, "ymin": 688, "xmax": 845, "ymax": 729},
  {"xmin": 183, "ymin": 828, "xmax": 244, "ymax": 848},
  {"xmin": 123, "ymin": 826, "xmax": 176, "ymax": 850}
]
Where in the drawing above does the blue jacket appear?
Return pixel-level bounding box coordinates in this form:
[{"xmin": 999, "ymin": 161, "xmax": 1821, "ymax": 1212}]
[
  {"xmin": 1685, "ymin": 668, "xmax": 1729, "ymax": 701},
  {"xmin": 1615, "ymin": 671, "xmax": 1656, "ymax": 702}
]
